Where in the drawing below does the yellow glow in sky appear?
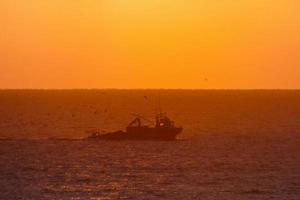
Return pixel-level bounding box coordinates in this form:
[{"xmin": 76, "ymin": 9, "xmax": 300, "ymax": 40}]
[{"xmin": 1, "ymin": 0, "xmax": 299, "ymax": 89}]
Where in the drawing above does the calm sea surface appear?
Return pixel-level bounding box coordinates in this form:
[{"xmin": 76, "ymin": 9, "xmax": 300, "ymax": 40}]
[{"xmin": 0, "ymin": 90, "xmax": 299, "ymax": 199}]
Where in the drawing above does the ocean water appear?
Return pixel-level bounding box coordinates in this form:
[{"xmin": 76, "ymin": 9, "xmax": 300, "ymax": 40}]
[{"xmin": 0, "ymin": 90, "xmax": 299, "ymax": 199}]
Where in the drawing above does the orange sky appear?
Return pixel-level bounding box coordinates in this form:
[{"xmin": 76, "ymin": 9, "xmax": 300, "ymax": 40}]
[{"xmin": 1, "ymin": 0, "xmax": 299, "ymax": 89}]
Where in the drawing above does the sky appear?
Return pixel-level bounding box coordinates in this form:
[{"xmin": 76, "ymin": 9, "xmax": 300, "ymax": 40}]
[{"xmin": 1, "ymin": 0, "xmax": 299, "ymax": 89}]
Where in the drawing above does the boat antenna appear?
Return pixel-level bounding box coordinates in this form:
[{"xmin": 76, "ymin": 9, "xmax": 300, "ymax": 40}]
[
  {"xmin": 158, "ymin": 97, "xmax": 162, "ymax": 114},
  {"xmin": 143, "ymin": 91, "xmax": 163, "ymax": 117},
  {"xmin": 156, "ymin": 90, "xmax": 162, "ymax": 115}
]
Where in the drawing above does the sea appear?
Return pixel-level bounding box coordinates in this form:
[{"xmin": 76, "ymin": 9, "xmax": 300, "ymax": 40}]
[{"xmin": 0, "ymin": 90, "xmax": 299, "ymax": 199}]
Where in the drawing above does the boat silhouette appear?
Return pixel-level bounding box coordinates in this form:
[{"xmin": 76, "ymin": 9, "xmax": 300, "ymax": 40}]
[{"xmin": 87, "ymin": 113, "xmax": 182, "ymax": 141}]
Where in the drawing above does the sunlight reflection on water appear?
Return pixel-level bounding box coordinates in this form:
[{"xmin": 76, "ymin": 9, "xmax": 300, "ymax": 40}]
[{"xmin": 0, "ymin": 138, "xmax": 299, "ymax": 200}]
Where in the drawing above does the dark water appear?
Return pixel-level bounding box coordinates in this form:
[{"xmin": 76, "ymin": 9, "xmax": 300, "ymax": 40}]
[{"xmin": 0, "ymin": 90, "xmax": 299, "ymax": 199}]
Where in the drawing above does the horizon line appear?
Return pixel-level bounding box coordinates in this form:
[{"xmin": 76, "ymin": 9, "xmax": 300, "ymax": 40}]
[{"xmin": 0, "ymin": 88, "xmax": 300, "ymax": 91}]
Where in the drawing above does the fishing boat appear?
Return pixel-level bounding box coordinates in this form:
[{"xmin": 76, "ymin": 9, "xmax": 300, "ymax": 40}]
[{"xmin": 87, "ymin": 112, "xmax": 182, "ymax": 141}]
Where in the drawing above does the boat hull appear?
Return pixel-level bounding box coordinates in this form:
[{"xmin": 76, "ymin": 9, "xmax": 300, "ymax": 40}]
[{"xmin": 87, "ymin": 127, "xmax": 182, "ymax": 141}]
